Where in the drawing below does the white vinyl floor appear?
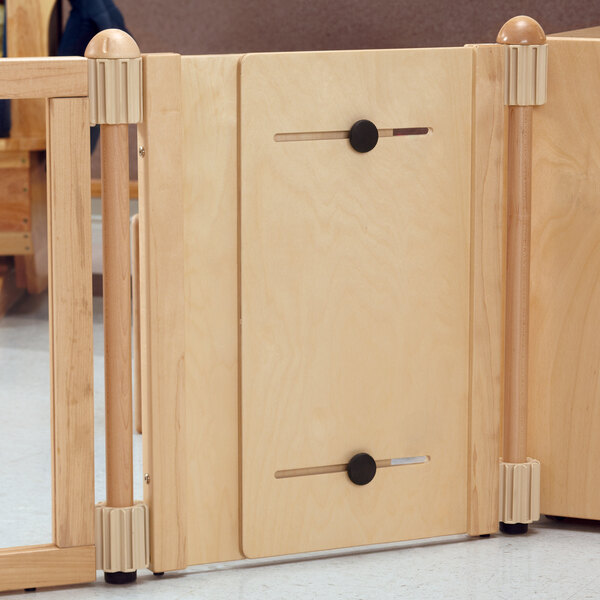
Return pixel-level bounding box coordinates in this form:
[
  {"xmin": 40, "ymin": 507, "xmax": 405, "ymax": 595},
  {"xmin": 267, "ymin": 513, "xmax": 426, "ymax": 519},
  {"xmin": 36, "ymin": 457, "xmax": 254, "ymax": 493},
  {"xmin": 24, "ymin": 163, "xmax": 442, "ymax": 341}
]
[{"xmin": 1, "ymin": 293, "xmax": 600, "ymax": 600}]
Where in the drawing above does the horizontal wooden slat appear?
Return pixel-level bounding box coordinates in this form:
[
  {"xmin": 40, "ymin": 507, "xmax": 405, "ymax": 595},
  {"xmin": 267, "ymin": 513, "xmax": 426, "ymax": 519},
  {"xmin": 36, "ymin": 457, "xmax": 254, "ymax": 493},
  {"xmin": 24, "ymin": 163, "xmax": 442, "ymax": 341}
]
[
  {"xmin": 0, "ymin": 57, "xmax": 87, "ymax": 99},
  {"xmin": 0, "ymin": 231, "xmax": 32, "ymax": 254},
  {"xmin": 0, "ymin": 544, "xmax": 96, "ymax": 592},
  {"xmin": 91, "ymin": 178, "xmax": 138, "ymax": 199},
  {"xmin": 0, "ymin": 151, "xmax": 30, "ymax": 168},
  {"xmin": 0, "ymin": 138, "xmax": 45, "ymax": 152}
]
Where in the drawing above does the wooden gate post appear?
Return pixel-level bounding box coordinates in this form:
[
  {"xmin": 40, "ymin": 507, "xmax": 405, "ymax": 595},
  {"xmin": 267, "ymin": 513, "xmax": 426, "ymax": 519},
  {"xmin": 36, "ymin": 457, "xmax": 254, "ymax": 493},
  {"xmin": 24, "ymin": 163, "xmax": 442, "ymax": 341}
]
[
  {"xmin": 497, "ymin": 16, "xmax": 546, "ymax": 534},
  {"xmin": 85, "ymin": 29, "xmax": 149, "ymax": 583}
]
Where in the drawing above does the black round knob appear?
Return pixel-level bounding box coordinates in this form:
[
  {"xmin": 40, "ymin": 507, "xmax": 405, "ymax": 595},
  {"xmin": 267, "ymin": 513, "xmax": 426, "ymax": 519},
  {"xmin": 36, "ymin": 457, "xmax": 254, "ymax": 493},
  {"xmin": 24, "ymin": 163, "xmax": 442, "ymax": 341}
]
[
  {"xmin": 347, "ymin": 452, "xmax": 377, "ymax": 485},
  {"xmin": 349, "ymin": 120, "xmax": 379, "ymax": 153}
]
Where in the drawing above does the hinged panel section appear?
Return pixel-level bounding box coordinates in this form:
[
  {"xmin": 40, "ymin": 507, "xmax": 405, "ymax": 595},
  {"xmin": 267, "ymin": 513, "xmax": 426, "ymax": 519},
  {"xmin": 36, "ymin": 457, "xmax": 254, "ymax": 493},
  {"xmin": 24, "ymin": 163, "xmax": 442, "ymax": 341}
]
[{"xmin": 240, "ymin": 48, "xmax": 474, "ymax": 558}]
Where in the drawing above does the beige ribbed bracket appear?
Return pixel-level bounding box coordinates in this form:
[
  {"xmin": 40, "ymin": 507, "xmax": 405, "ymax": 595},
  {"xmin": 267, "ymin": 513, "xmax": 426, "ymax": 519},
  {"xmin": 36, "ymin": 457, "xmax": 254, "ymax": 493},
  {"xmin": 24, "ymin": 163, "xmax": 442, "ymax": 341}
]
[
  {"xmin": 498, "ymin": 16, "xmax": 548, "ymax": 106},
  {"xmin": 85, "ymin": 29, "xmax": 143, "ymax": 125},
  {"xmin": 499, "ymin": 458, "xmax": 541, "ymax": 524},
  {"xmin": 95, "ymin": 502, "xmax": 150, "ymax": 573}
]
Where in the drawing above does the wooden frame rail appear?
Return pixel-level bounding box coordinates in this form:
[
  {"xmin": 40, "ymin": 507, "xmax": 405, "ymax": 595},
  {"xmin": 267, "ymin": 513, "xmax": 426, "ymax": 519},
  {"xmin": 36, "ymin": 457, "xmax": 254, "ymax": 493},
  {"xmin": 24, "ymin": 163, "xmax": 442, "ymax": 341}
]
[
  {"xmin": 0, "ymin": 58, "xmax": 87, "ymax": 99},
  {"xmin": 0, "ymin": 57, "xmax": 95, "ymax": 592}
]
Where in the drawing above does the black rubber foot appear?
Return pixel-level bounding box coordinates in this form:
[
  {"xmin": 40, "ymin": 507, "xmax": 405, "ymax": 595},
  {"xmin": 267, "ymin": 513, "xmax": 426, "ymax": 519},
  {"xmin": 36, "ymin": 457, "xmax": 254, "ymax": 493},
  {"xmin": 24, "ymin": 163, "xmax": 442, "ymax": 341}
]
[
  {"xmin": 153, "ymin": 572, "xmax": 165, "ymax": 577},
  {"xmin": 104, "ymin": 571, "xmax": 137, "ymax": 585},
  {"xmin": 479, "ymin": 533, "xmax": 491, "ymax": 538},
  {"xmin": 24, "ymin": 588, "xmax": 36, "ymax": 592},
  {"xmin": 500, "ymin": 521, "xmax": 528, "ymax": 535}
]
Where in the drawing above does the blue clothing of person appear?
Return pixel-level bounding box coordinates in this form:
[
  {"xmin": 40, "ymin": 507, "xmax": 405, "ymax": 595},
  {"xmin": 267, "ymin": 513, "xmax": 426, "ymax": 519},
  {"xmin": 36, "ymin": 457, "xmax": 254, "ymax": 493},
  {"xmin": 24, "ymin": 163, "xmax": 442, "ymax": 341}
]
[
  {"xmin": 58, "ymin": 0, "xmax": 128, "ymax": 57},
  {"xmin": 0, "ymin": 4, "xmax": 10, "ymax": 137},
  {"xmin": 0, "ymin": 1, "xmax": 129, "ymax": 140}
]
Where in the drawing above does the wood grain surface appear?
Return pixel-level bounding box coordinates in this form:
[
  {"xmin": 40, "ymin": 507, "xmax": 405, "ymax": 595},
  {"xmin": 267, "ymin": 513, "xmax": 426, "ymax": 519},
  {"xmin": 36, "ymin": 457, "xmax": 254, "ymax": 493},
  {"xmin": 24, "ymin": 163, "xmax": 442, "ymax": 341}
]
[
  {"xmin": 528, "ymin": 37, "xmax": 600, "ymax": 519},
  {"xmin": 240, "ymin": 48, "xmax": 474, "ymax": 557}
]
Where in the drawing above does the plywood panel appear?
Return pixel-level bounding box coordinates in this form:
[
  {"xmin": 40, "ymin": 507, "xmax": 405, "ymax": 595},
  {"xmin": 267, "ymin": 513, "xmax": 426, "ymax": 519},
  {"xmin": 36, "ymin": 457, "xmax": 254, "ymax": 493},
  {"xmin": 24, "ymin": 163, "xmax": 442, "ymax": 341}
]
[
  {"xmin": 141, "ymin": 53, "xmax": 243, "ymax": 570},
  {"xmin": 466, "ymin": 43, "xmax": 504, "ymax": 535},
  {"xmin": 528, "ymin": 37, "xmax": 600, "ymax": 519},
  {"xmin": 181, "ymin": 55, "xmax": 243, "ymax": 565},
  {"xmin": 240, "ymin": 48, "xmax": 473, "ymax": 557},
  {"xmin": 138, "ymin": 53, "xmax": 187, "ymax": 572},
  {"xmin": 46, "ymin": 97, "xmax": 94, "ymax": 547}
]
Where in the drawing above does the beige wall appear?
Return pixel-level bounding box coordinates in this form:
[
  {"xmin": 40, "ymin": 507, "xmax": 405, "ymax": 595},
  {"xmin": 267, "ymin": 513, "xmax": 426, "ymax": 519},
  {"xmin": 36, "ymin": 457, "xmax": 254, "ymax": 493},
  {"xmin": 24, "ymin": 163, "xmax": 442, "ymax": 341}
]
[{"xmin": 82, "ymin": 0, "xmax": 600, "ymax": 178}]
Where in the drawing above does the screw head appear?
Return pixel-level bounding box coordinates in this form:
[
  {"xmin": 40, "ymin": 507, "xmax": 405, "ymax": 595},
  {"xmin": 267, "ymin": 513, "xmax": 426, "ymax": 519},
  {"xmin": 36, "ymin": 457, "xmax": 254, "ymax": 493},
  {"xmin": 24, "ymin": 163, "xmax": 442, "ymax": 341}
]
[{"xmin": 138, "ymin": 146, "xmax": 146, "ymax": 158}]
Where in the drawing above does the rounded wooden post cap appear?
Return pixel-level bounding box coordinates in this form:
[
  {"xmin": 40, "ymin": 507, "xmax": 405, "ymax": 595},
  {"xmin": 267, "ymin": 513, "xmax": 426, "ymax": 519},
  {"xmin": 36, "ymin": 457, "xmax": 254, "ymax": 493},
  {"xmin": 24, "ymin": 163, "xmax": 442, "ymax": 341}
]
[
  {"xmin": 85, "ymin": 28, "xmax": 140, "ymax": 60},
  {"xmin": 497, "ymin": 16, "xmax": 546, "ymax": 45},
  {"xmin": 85, "ymin": 29, "xmax": 143, "ymax": 125}
]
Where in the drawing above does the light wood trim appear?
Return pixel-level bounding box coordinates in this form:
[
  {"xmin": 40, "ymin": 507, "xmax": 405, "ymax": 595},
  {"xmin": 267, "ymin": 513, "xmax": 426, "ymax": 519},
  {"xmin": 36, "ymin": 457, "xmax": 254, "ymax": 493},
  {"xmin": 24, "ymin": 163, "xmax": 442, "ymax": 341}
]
[
  {"xmin": 0, "ymin": 545, "xmax": 96, "ymax": 593},
  {"xmin": 16, "ymin": 153, "xmax": 48, "ymax": 293},
  {"xmin": 0, "ymin": 137, "xmax": 46, "ymax": 151},
  {"xmin": 5, "ymin": 0, "xmax": 60, "ymax": 140},
  {"xmin": 92, "ymin": 178, "xmax": 138, "ymax": 199},
  {"xmin": 101, "ymin": 123, "xmax": 133, "ymax": 508},
  {"xmin": 5, "ymin": 0, "xmax": 57, "ymax": 58},
  {"xmin": 466, "ymin": 44, "xmax": 504, "ymax": 535},
  {"xmin": 181, "ymin": 54, "xmax": 243, "ymax": 566},
  {"xmin": 528, "ymin": 37, "xmax": 600, "ymax": 520},
  {"xmin": 503, "ymin": 105, "xmax": 532, "ymax": 464},
  {"xmin": 0, "ymin": 58, "xmax": 88, "ymax": 99},
  {"xmin": 0, "ymin": 151, "xmax": 30, "ymax": 168},
  {"xmin": 132, "ymin": 214, "xmax": 142, "ymax": 434},
  {"xmin": 46, "ymin": 97, "xmax": 95, "ymax": 547},
  {"xmin": 138, "ymin": 53, "xmax": 186, "ymax": 572},
  {"xmin": 551, "ymin": 26, "xmax": 600, "ymax": 38},
  {"xmin": 0, "ymin": 231, "xmax": 32, "ymax": 254}
]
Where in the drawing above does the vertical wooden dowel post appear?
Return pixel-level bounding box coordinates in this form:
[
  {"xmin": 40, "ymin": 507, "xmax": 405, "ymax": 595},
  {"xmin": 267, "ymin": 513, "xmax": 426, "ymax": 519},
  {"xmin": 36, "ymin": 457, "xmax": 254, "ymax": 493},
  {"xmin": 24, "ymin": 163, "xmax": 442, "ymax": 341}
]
[
  {"xmin": 497, "ymin": 16, "xmax": 547, "ymax": 534},
  {"xmin": 86, "ymin": 29, "xmax": 147, "ymax": 584},
  {"xmin": 131, "ymin": 214, "xmax": 142, "ymax": 435},
  {"xmin": 101, "ymin": 122, "xmax": 133, "ymax": 508},
  {"xmin": 504, "ymin": 104, "xmax": 533, "ymax": 466}
]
